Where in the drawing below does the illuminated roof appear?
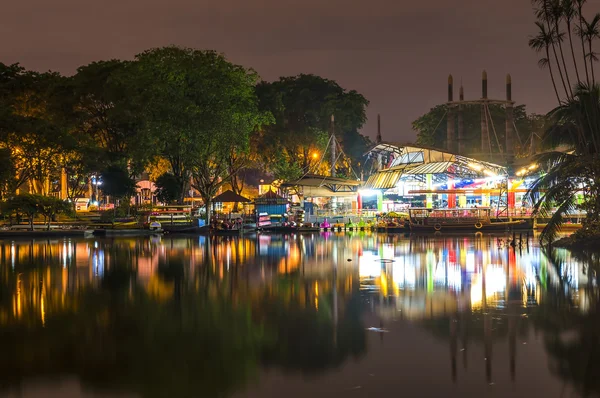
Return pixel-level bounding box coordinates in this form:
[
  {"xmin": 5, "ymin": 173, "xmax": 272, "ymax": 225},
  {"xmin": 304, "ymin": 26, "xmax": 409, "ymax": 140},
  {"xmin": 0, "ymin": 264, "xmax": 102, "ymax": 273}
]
[
  {"xmin": 365, "ymin": 170, "xmax": 403, "ymax": 189},
  {"xmin": 405, "ymin": 161, "xmax": 455, "ymax": 175},
  {"xmin": 364, "ymin": 143, "xmax": 506, "ymax": 189},
  {"xmin": 281, "ymin": 174, "xmax": 360, "ymax": 197}
]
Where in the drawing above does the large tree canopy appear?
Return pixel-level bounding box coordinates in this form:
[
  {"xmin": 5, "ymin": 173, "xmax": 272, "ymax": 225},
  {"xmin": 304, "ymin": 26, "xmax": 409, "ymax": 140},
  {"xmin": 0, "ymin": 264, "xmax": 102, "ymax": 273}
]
[
  {"xmin": 0, "ymin": 63, "xmax": 73, "ymax": 195},
  {"xmin": 71, "ymin": 60, "xmax": 153, "ymax": 174},
  {"xmin": 129, "ymin": 46, "xmax": 271, "ymax": 217},
  {"xmin": 256, "ymin": 74, "xmax": 370, "ymax": 180}
]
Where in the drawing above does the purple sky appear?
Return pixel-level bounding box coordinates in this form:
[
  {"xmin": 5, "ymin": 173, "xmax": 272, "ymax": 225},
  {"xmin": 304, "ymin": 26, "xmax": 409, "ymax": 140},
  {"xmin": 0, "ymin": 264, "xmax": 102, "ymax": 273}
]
[{"xmin": 3, "ymin": 0, "xmax": 599, "ymax": 142}]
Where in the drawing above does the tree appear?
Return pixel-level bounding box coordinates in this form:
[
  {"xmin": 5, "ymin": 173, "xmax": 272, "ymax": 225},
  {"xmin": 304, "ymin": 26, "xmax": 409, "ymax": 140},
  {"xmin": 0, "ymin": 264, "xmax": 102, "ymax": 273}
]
[
  {"xmin": 256, "ymin": 74, "xmax": 369, "ymax": 180},
  {"xmin": 226, "ymin": 149, "xmax": 252, "ymax": 212},
  {"xmin": 528, "ymin": 0, "xmax": 600, "ymax": 243},
  {"xmin": 130, "ymin": 46, "xmax": 271, "ymax": 222},
  {"xmin": 72, "ymin": 60, "xmax": 155, "ymax": 177},
  {"xmin": 3, "ymin": 194, "xmax": 40, "ymax": 230},
  {"xmin": 100, "ymin": 165, "xmax": 137, "ymax": 204},
  {"xmin": 562, "ymin": 0, "xmax": 582, "ymax": 83},
  {"xmin": 154, "ymin": 172, "xmax": 182, "ymax": 205},
  {"xmin": 0, "ymin": 148, "xmax": 16, "ymax": 200},
  {"xmin": 530, "ymin": 20, "xmax": 562, "ymax": 102},
  {"xmin": 578, "ymin": 13, "xmax": 600, "ymax": 84},
  {"xmin": 532, "ymin": 0, "xmax": 570, "ymax": 98},
  {"xmin": 531, "ymin": 0, "xmax": 600, "ymax": 97},
  {"xmin": 529, "ymin": 84, "xmax": 600, "ymax": 243},
  {"xmin": 270, "ymin": 152, "xmax": 303, "ymax": 183},
  {"xmin": 36, "ymin": 195, "xmax": 72, "ymax": 230},
  {"xmin": 0, "ymin": 64, "xmax": 72, "ymax": 195}
]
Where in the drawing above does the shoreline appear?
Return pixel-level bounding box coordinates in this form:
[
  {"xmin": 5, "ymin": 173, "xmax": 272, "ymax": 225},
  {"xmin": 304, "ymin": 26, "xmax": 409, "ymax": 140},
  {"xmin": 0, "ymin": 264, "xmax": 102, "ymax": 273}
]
[
  {"xmin": 553, "ymin": 235, "xmax": 600, "ymax": 251},
  {"xmin": 0, "ymin": 230, "xmax": 91, "ymax": 238}
]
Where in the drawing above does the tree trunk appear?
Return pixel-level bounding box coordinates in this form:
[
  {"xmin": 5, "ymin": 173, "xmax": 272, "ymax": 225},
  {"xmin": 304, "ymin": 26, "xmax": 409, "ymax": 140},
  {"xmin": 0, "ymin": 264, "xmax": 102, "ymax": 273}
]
[
  {"xmin": 29, "ymin": 215, "xmax": 34, "ymax": 231},
  {"xmin": 177, "ymin": 175, "xmax": 187, "ymax": 205},
  {"xmin": 567, "ymin": 24, "xmax": 581, "ymax": 84},
  {"xmin": 578, "ymin": 6, "xmax": 591, "ymax": 85},
  {"xmin": 545, "ymin": 19, "xmax": 569, "ymax": 98},
  {"xmin": 589, "ymin": 40, "xmax": 596, "ymax": 84},
  {"xmin": 205, "ymin": 199, "xmax": 211, "ymax": 224},
  {"xmin": 556, "ymin": 24, "xmax": 573, "ymax": 97},
  {"xmin": 47, "ymin": 215, "xmax": 52, "ymax": 231},
  {"xmin": 547, "ymin": 48, "xmax": 561, "ymax": 103}
]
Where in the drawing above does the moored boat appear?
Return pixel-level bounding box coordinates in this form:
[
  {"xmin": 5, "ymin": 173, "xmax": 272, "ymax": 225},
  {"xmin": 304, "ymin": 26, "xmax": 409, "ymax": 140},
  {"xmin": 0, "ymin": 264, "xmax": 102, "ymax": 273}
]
[{"xmin": 408, "ymin": 207, "xmax": 524, "ymax": 232}]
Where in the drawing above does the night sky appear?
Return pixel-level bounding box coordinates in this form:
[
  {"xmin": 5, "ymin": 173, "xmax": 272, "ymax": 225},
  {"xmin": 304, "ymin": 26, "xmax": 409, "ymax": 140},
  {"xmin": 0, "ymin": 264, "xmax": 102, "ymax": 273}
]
[{"xmin": 3, "ymin": 0, "xmax": 600, "ymax": 142}]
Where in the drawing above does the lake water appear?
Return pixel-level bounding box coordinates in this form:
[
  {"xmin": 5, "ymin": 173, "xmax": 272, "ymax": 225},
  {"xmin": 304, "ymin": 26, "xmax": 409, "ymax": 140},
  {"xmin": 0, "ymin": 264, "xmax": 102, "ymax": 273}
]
[{"xmin": 0, "ymin": 232, "xmax": 598, "ymax": 398}]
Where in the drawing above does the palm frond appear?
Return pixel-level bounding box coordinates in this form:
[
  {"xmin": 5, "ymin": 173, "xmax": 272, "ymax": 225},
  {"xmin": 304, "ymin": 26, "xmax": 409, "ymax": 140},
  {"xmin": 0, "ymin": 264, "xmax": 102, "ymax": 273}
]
[{"xmin": 540, "ymin": 192, "xmax": 578, "ymax": 244}]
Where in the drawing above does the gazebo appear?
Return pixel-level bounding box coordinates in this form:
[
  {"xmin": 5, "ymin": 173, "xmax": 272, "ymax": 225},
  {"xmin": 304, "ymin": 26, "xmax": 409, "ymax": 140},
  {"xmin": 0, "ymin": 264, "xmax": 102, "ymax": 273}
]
[
  {"xmin": 211, "ymin": 190, "xmax": 251, "ymax": 217},
  {"xmin": 212, "ymin": 190, "xmax": 250, "ymax": 204}
]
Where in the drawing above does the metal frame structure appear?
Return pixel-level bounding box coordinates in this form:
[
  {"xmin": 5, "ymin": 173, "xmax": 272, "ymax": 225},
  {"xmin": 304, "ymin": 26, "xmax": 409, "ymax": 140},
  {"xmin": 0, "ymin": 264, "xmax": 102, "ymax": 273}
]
[{"xmin": 364, "ymin": 143, "xmax": 506, "ymax": 190}]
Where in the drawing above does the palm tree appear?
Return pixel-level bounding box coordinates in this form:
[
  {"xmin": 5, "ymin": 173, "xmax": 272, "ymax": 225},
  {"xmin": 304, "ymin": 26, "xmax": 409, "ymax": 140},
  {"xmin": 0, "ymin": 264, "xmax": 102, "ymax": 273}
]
[
  {"xmin": 530, "ymin": 21, "xmax": 562, "ymax": 102},
  {"xmin": 562, "ymin": 0, "xmax": 581, "ymax": 83},
  {"xmin": 529, "ymin": 84, "xmax": 600, "ymax": 243},
  {"xmin": 550, "ymin": 0, "xmax": 573, "ymax": 96},
  {"xmin": 574, "ymin": 0, "xmax": 591, "ymax": 85},
  {"xmin": 580, "ymin": 14, "xmax": 600, "ymax": 84},
  {"xmin": 533, "ymin": 0, "xmax": 570, "ymax": 97}
]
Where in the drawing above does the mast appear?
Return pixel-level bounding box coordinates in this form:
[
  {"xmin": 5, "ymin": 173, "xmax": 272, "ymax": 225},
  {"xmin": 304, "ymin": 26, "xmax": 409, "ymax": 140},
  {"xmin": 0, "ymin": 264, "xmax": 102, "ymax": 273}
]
[{"xmin": 330, "ymin": 114, "xmax": 336, "ymax": 177}]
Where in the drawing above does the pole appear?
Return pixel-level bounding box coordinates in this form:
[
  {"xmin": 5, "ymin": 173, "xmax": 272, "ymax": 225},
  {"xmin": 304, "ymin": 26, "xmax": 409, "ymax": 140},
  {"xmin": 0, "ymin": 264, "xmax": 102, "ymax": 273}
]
[
  {"xmin": 505, "ymin": 74, "xmax": 514, "ymax": 158},
  {"xmin": 458, "ymin": 84, "xmax": 465, "ymax": 154},
  {"xmin": 330, "ymin": 114, "xmax": 336, "ymax": 177},
  {"xmin": 447, "ymin": 75, "xmax": 455, "ymax": 152},
  {"xmin": 481, "ymin": 70, "xmax": 489, "ymax": 155}
]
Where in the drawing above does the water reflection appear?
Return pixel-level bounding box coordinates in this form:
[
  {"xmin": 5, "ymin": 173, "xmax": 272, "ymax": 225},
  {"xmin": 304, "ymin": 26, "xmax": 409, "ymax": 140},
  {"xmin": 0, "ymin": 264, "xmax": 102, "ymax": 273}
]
[{"xmin": 0, "ymin": 233, "xmax": 597, "ymax": 397}]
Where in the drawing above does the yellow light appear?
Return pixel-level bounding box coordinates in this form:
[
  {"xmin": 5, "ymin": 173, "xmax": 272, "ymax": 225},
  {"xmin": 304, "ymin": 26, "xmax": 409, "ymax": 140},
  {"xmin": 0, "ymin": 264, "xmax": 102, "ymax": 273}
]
[
  {"xmin": 41, "ymin": 287, "xmax": 45, "ymax": 327},
  {"xmin": 312, "ymin": 152, "xmax": 318, "ymax": 159},
  {"xmin": 314, "ymin": 281, "xmax": 319, "ymax": 310},
  {"xmin": 528, "ymin": 163, "xmax": 538, "ymax": 170},
  {"xmin": 468, "ymin": 162, "xmax": 483, "ymax": 171},
  {"xmin": 483, "ymin": 169, "xmax": 496, "ymax": 177}
]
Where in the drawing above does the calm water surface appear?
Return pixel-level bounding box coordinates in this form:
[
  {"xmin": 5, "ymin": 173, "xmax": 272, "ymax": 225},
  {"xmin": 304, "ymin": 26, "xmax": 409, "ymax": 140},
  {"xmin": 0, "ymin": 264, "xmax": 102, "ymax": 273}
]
[{"xmin": 0, "ymin": 232, "xmax": 598, "ymax": 398}]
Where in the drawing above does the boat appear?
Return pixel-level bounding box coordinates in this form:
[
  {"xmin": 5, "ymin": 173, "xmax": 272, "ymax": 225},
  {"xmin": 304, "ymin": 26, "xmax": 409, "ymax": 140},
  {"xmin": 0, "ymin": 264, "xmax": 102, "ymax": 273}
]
[
  {"xmin": 376, "ymin": 220, "xmax": 409, "ymax": 233},
  {"xmin": 408, "ymin": 207, "xmax": 525, "ymax": 232},
  {"xmin": 375, "ymin": 211, "xmax": 410, "ymax": 233}
]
